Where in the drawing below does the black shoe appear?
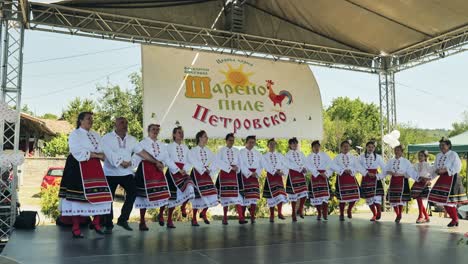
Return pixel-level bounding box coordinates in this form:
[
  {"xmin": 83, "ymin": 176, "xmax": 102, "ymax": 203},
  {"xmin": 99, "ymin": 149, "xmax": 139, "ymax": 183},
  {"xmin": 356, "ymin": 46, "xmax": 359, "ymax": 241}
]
[
  {"xmin": 182, "ymin": 212, "xmax": 187, "ymax": 218},
  {"xmin": 447, "ymin": 221, "xmax": 459, "ymax": 227},
  {"xmin": 95, "ymin": 228, "xmax": 105, "ymax": 235},
  {"xmin": 239, "ymin": 220, "xmax": 248, "ymax": 225},
  {"xmin": 88, "ymin": 224, "xmax": 95, "ymax": 230},
  {"xmin": 72, "ymin": 230, "xmax": 84, "ymax": 239},
  {"xmin": 139, "ymin": 223, "xmax": 149, "ymax": 231},
  {"xmin": 278, "ymin": 215, "xmax": 285, "ymax": 220},
  {"xmin": 203, "ymin": 218, "xmax": 210, "ymax": 225},
  {"xmin": 158, "ymin": 213, "xmax": 165, "ymax": 226},
  {"xmin": 192, "ymin": 222, "xmax": 200, "ymax": 227},
  {"xmin": 297, "ymin": 210, "xmax": 304, "ymax": 219},
  {"xmin": 104, "ymin": 227, "xmax": 113, "ymax": 234},
  {"xmin": 222, "ymin": 220, "xmax": 228, "ymax": 225},
  {"xmin": 339, "ymin": 215, "xmax": 345, "ymax": 221},
  {"xmin": 167, "ymin": 223, "xmax": 176, "ymax": 229},
  {"xmin": 117, "ymin": 221, "xmax": 133, "ymax": 231}
]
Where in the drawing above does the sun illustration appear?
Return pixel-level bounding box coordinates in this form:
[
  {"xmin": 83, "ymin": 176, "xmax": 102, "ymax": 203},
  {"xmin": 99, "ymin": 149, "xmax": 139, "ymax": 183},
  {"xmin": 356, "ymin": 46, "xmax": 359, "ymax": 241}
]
[{"xmin": 220, "ymin": 64, "xmax": 254, "ymax": 87}]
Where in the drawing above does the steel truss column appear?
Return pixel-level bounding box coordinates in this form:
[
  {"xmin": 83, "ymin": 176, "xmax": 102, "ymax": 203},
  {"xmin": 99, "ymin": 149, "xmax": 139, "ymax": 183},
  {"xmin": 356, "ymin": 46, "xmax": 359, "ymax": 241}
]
[
  {"xmin": 0, "ymin": 0, "xmax": 25, "ymax": 244},
  {"xmin": 377, "ymin": 56, "xmax": 397, "ymax": 161}
]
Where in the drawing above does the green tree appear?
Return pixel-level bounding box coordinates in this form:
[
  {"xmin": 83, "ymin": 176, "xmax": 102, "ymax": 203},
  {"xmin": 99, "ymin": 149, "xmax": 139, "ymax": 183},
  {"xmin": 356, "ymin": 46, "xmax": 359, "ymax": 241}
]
[
  {"xmin": 61, "ymin": 98, "xmax": 96, "ymax": 126},
  {"xmin": 42, "ymin": 134, "xmax": 69, "ymax": 157},
  {"xmin": 449, "ymin": 111, "xmax": 468, "ymax": 137},
  {"xmin": 92, "ymin": 72, "xmax": 143, "ymax": 139},
  {"xmin": 41, "ymin": 113, "xmax": 58, "ymax": 120},
  {"xmin": 21, "ymin": 104, "xmax": 34, "ymax": 115},
  {"xmin": 323, "ymin": 97, "xmax": 381, "ymax": 153}
]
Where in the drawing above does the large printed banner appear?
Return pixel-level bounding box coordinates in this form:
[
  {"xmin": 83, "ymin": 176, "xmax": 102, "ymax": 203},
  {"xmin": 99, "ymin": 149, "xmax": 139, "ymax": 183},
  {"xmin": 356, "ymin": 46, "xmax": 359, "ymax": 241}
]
[{"xmin": 142, "ymin": 46, "xmax": 323, "ymax": 139}]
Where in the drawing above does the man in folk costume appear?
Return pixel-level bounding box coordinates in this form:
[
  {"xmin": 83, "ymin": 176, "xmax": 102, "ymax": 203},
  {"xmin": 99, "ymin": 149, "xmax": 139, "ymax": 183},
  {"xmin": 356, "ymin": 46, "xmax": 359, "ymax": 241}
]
[
  {"xmin": 59, "ymin": 112, "xmax": 113, "ymax": 238},
  {"xmin": 213, "ymin": 133, "xmax": 246, "ymax": 225},
  {"xmin": 133, "ymin": 124, "xmax": 172, "ymax": 230},
  {"xmin": 285, "ymin": 137, "xmax": 309, "ymax": 222},
  {"xmin": 411, "ymin": 150, "xmax": 434, "ymax": 224},
  {"xmin": 188, "ymin": 130, "xmax": 219, "ymax": 226},
  {"xmin": 358, "ymin": 140, "xmax": 386, "ymax": 222},
  {"xmin": 305, "ymin": 140, "xmax": 332, "ymax": 221},
  {"xmin": 101, "ymin": 117, "xmax": 149, "ymax": 233},
  {"xmin": 262, "ymin": 138, "xmax": 288, "ymax": 223},
  {"xmin": 162, "ymin": 126, "xmax": 195, "ymax": 228},
  {"xmin": 239, "ymin": 135, "xmax": 263, "ymax": 224},
  {"xmin": 428, "ymin": 138, "xmax": 468, "ymax": 227},
  {"xmin": 331, "ymin": 140, "xmax": 362, "ymax": 221},
  {"xmin": 384, "ymin": 145, "xmax": 416, "ymax": 223}
]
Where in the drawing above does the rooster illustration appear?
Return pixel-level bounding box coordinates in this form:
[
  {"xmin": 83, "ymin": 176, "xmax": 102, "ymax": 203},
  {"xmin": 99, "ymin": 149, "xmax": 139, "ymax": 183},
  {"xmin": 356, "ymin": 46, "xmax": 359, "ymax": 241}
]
[{"xmin": 266, "ymin": 80, "xmax": 293, "ymax": 107}]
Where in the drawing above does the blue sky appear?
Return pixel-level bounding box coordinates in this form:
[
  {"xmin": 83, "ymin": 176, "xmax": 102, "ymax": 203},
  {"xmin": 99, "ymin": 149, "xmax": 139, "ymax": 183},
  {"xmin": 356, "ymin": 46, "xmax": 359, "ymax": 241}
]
[{"xmin": 22, "ymin": 30, "xmax": 468, "ymax": 130}]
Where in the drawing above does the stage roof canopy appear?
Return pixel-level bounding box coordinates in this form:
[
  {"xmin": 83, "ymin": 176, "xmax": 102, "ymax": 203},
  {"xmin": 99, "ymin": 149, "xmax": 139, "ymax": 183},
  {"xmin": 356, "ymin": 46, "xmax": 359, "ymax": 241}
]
[{"xmin": 29, "ymin": 0, "xmax": 468, "ymax": 73}]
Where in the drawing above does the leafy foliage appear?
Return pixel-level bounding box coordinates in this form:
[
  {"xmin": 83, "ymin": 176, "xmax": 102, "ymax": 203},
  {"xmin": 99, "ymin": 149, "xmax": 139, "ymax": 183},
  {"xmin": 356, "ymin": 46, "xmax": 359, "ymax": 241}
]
[
  {"xmin": 40, "ymin": 186, "xmax": 60, "ymax": 220},
  {"xmin": 61, "ymin": 98, "xmax": 96, "ymax": 127},
  {"xmin": 322, "ymin": 97, "xmax": 381, "ymax": 153},
  {"xmin": 42, "ymin": 133, "xmax": 69, "ymax": 157},
  {"xmin": 449, "ymin": 111, "xmax": 468, "ymax": 137},
  {"xmin": 41, "ymin": 113, "xmax": 58, "ymax": 120}
]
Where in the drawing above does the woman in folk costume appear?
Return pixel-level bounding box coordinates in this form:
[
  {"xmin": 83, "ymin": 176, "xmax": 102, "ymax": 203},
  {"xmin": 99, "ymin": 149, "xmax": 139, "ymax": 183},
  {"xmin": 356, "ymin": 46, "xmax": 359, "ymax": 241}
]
[
  {"xmin": 213, "ymin": 133, "xmax": 246, "ymax": 225},
  {"xmin": 305, "ymin": 140, "xmax": 332, "ymax": 221},
  {"xmin": 428, "ymin": 138, "xmax": 467, "ymax": 227},
  {"xmin": 358, "ymin": 140, "xmax": 386, "ymax": 222},
  {"xmin": 188, "ymin": 130, "xmax": 219, "ymax": 226},
  {"xmin": 284, "ymin": 137, "xmax": 309, "ymax": 222},
  {"xmin": 59, "ymin": 112, "xmax": 112, "ymax": 238},
  {"xmin": 331, "ymin": 140, "xmax": 362, "ymax": 221},
  {"xmin": 239, "ymin": 135, "xmax": 263, "ymax": 224},
  {"xmin": 133, "ymin": 124, "xmax": 171, "ymax": 230},
  {"xmin": 411, "ymin": 150, "xmax": 434, "ymax": 224},
  {"xmin": 384, "ymin": 145, "xmax": 416, "ymax": 223},
  {"xmin": 161, "ymin": 126, "xmax": 195, "ymax": 228},
  {"xmin": 262, "ymin": 138, "xmax": 288, "ymax": 223}
]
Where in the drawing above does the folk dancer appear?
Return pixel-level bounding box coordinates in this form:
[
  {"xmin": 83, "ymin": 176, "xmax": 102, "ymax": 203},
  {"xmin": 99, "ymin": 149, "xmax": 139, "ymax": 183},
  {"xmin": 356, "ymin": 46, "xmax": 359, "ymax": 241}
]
[
  {"xmin": 188, "ymin": 130, "xmax": 219, "ymax": 226},
  {"xmin": 101, "ymin": 117, "xmax": 143, "ymax": 233},
  {"xmin": 262, "ymin": 138, "xmax": 288, "ymax": 222},
  {"xmin": 59, "ymin": 112, "xmax": 112, "ymax": 238},
  {"xmin": 384, "ymin": 145, "xmax": 415, "ymax": 223},
  {"xmin": 133, "ymin": 124, "xmax": 172, "ymax": 230},
  {"xmin": 358, "ymin": 140, "xmax": 386, "ymax": 222},
  {"xmin": 213, "ymin": 133, "xmax": 246, "ymax": 225},
  {"xmin": 411, "ymin": 150, "xmax": 434, "ymax": 224},
  {"xmin": 285, "ymin": 137, "xmax": 309, "ymax": 222},
  {"xmin": 428, "ymin": 138, "xmax": 467, "ymax": 227},
  {"xmin": 162, "ymin": 126, "xmax": 195, "ymax": 228},
  {"xmin": 239, "ymin": 135, "xmax": 263, "ymax": 224},
  {"xmin": 331, "ymin": 140, "xmax": 363, "ymax": 221},
  {"xmin": 305, "ymin": 140, "xmax": 332, "ymax": 221}
]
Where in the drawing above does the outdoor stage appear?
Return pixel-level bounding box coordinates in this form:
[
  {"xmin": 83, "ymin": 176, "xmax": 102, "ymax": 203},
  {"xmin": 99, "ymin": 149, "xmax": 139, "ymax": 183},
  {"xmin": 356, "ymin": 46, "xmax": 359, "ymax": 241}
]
[{"xmin": 2, "ymin": 214, "xmax": 467, "ymax": 264}]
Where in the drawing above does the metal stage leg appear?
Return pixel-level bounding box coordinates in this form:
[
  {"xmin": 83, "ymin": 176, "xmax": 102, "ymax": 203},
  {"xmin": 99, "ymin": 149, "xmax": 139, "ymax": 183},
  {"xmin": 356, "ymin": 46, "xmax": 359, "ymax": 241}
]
[
  {"xmin": 376, "ymin": 56, "xmax": 397, "ymax": 213},
  {"xmin": 377, "ymin": 57, "xmax": 397, "ymax": 161},
  {"xmin": 0, "ymin": 0, "xmax": 25, "ymax": 245}
]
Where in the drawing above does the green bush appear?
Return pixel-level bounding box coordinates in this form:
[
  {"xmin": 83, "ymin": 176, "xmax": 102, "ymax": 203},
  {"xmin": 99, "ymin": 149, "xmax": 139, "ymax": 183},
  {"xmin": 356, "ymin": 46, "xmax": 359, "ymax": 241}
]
[
  {"xmin": 42, "ymin": 133, "xmax": 69, "ymax": 157},
  {"xmin": 40, "ymin": 186, "xmax": 60, "ymax": 220}
]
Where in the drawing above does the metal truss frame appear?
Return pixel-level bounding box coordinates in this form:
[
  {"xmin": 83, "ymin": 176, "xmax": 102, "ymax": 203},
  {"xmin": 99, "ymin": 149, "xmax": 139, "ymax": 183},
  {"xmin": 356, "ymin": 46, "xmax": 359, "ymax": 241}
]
[
  {"xmin": 0, "ymin": 0, "xmax": 25, "ymax": 244},
  {"xmin": 376, "ymin": 57, "xmax": 397, "ymax": 161},
  {"xmin": 392, "ymin": 24, "xmax": 468, "ymax": 72},
  {"xmin": 27, "ymin": 2, "xmax": 378, "ymax": 74}
]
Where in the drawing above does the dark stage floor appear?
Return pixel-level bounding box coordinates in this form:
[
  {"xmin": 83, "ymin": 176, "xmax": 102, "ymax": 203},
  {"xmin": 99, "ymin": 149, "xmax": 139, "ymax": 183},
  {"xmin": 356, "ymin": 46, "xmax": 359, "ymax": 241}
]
[{"xmin": 2, "ymin": 215, "xmax": 467, "ymax": 264}]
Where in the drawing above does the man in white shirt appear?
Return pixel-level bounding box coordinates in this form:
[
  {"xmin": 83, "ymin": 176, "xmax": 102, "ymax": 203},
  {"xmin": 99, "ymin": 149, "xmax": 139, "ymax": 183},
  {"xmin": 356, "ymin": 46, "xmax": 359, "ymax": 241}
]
[{"xmin": 101, "ymin": 117, "xmax": 154, "ymax": 233}]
